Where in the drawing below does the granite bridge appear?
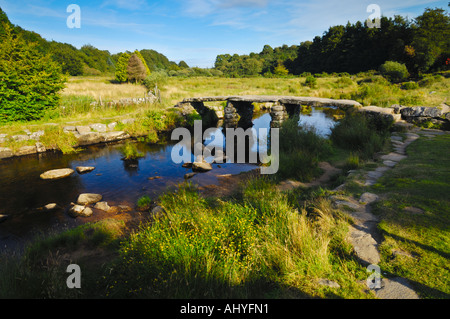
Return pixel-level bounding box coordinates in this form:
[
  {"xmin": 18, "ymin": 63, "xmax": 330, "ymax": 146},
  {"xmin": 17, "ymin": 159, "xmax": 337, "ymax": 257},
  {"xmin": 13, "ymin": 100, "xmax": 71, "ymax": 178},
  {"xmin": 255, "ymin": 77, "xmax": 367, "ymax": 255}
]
[{"xmin": 175, "ymin": 95, "xmax": 362, "ymax": 128}]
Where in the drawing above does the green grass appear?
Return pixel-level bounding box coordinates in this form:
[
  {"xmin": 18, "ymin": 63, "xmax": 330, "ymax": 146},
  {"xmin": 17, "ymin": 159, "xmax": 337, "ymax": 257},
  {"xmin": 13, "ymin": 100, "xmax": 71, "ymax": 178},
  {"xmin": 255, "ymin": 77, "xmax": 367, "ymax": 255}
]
[
  {"xmin": 370, "ymin": 134, "xmax": 450, "ymax": 299},
  {"xmin": 0, "ymin": 219, "xmax": 124, "ymax": 298},
  {"xmin": 104, "ymin": 179, "xmax": 372, "ymax": 299}
]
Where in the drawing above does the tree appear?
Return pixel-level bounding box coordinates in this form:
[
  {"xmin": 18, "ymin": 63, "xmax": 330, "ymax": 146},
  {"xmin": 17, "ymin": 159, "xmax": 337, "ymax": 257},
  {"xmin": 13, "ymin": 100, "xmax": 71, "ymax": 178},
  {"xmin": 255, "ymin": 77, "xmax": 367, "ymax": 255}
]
[
  {"xmin": 178, "ymin": 60, "xmax": 189, "ymax": 69},
  {"xmin": 127, "ymin": 53, "xmax": 147, "ymax": 83},
  {"xmin": 115, "ymin": 52, "xmax": 130, "ymax": 82},
  {"xmin": 133, "ymin": 50, "xmax": 151, "ymax": 76},
  {"xmin": 274, "ymin": 62, "xmax": 289, "ymax": 76},
  {"xmin": 411, "ymin": 8, "xmax": 450, "ymax": 73},
  {"xmin": 0, "ymin": 24, "xmax": 66, "ymax": 123}
]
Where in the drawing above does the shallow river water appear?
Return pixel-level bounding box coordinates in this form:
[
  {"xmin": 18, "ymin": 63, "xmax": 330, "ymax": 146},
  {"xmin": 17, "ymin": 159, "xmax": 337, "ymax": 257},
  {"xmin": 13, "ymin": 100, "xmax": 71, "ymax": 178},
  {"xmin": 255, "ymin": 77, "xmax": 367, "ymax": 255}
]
[{"xmin": 0, "ymin": 108, "xmax": 337, "ymax": 250}]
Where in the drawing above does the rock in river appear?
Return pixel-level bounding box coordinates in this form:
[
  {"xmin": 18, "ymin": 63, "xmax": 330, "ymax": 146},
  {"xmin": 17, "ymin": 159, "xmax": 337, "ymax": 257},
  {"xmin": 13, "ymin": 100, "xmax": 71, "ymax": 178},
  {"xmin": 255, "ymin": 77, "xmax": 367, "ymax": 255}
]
[
  {"xmin": 76, "ymin": 166, "xmax": 95, "ymax": 174},
  {"xmin": 192, "ymin": 161, "xmax": 212, "ymax": 172},
  {"xmin": 69, "ymin": 205, "xmax": 93, "ymax": 218},
  {"xmin": 77, "ymin": 193, "xmax": 103, "ymax": 205},
  {"xmin": 40, "ymin": 168, "xmax": 75, "ymax": 180}
]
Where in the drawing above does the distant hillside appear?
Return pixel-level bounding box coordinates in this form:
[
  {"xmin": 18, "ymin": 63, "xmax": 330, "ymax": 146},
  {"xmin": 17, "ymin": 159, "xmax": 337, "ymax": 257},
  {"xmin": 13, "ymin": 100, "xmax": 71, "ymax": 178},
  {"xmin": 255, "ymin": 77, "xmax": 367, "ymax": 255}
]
[{"xmin": 0, "ymin": 7, "xmax": 187, "ymax": 76}]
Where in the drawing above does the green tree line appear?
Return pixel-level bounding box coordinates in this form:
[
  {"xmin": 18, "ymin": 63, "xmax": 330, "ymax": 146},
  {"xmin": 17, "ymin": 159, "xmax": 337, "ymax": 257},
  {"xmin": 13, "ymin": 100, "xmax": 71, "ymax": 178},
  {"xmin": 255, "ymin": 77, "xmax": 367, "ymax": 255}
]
[
  {"xmin": 215, "ymin": 7, "xmax": 450, "ymax": 77},
  {"xmin": 0, "ymin": 7, "xmax": 187, "ymax": 77}
]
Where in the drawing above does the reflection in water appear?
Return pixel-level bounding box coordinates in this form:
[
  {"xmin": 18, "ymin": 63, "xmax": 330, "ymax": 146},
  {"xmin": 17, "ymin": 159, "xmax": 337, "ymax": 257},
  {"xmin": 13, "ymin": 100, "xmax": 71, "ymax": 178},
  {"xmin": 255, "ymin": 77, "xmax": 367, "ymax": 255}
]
[{"xmin": 0, "ymin": 108, "xmax": 337, "ymax": 249}]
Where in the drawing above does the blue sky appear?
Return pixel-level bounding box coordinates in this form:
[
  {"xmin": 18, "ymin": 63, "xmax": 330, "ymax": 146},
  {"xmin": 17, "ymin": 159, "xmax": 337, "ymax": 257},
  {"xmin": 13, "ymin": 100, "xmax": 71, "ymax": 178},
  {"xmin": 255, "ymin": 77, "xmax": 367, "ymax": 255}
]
[{"xmin": 0, "ymin": 0, "xmax": 447, "ymax": 67}]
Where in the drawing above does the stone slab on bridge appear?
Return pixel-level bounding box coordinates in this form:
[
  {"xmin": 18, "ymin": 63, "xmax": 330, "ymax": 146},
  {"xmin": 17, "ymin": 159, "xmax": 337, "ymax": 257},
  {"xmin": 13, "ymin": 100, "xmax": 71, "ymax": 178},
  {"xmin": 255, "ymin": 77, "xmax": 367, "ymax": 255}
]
[{"xmin": 176, "ymin": 95, "xmax": 362, "ymax": 128}]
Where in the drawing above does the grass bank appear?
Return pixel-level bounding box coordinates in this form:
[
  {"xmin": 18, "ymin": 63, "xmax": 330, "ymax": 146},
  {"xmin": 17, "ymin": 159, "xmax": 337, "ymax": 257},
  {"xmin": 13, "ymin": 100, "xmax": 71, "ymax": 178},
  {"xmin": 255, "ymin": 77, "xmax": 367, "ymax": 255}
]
[{"xmin": 370, "ymin": 134, "xmax": 450, "ymax": 299}]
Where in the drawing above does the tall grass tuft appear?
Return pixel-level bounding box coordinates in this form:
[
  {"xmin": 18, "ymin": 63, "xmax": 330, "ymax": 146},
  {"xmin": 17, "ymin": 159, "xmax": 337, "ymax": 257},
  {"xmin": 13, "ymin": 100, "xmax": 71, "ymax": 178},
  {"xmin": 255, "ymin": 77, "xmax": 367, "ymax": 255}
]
[
  {"xmin": 276, "ymin": 116, "xmax": 332, "ymax": 182},
  {"xmin": 330, "ymin": 112, "xmax": 390, "ymax": 159}
]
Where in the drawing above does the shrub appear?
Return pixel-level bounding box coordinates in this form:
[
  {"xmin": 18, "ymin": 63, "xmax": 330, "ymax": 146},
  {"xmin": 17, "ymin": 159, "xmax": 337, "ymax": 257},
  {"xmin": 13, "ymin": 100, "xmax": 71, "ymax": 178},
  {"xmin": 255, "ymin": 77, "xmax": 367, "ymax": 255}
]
[
  {"xmin": 304, "ymin": 75, "xmax": 317, "ymax": 88},
  {"xmin": 120, "ymin": 142, "xmax": 144, "ymax": 160},
  {"xmin": 379, "ymin": 61, "xmax": 409, "ymax": 83},
  {"xmin": 401, "ymin": 81, "xmax": 419, "ymax": 90},
  {"xmin": 0, "ymin": 25, "xmax": 66, "ymax": 123},
  {"xmin": 143, "ymin": 71, "xmax": 168, "ymax": 91},
  {"xmin": 137, "ymin": 195, "xmax": 153, "ymax": 211}
]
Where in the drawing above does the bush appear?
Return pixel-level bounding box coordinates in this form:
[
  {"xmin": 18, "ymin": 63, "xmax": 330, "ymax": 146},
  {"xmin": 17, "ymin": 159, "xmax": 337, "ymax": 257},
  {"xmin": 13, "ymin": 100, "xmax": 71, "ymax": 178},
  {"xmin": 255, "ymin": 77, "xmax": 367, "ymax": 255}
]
[
  {"xmin": 379, "ymin": 61, "xmax": 409, "ymax": 83},
  {"xmin": 304, "ymin": 75, "xmax": 317, "ymax": 88},
  {"xmin": 0, "ymin": 25, "xmax": 66, "ymax": 123},
  {"xmin": 401, "ymin": 81, "xmax": 419, "ymax": 90},
  {"xmin": 143, "ymin": 70, "xmax": 168, "ymax": 91}
]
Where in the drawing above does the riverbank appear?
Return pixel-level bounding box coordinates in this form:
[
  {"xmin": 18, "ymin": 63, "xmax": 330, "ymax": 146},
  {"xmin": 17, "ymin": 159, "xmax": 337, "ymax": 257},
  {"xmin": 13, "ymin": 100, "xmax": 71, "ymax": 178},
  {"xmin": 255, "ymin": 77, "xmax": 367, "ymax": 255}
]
[{"xmin": 1, "ymin": 110, "xmax": 449, "ymax": 299}]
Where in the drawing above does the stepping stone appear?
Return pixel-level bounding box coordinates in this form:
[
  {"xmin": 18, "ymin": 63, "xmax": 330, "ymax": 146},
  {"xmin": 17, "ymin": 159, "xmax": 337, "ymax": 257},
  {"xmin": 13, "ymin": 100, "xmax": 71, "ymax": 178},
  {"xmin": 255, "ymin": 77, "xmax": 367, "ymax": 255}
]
[
  {"xmin": 349, "ymin": 226, "xmax": 380, "ymax": 265},
  {"xmin": 359, "ymin": 192, "xmax": 379, "ymax": 204},
  {"xmin": 374, "ymin": 277, "xmax": 419, "ymax": 299},
  {"xmin": 380, "ymin": 153, "xmax": 407, "ymax": 162},
  {"xmin": 383, "ymin": 160, "xmax": 397, "ymax": 168},
  {"xmin": 390, "ymin": 136, "xmax": 403, "ymax": 141},
  {"xmin": 40, "ymin": 168, "xmax": 75, "ymax": 180}
]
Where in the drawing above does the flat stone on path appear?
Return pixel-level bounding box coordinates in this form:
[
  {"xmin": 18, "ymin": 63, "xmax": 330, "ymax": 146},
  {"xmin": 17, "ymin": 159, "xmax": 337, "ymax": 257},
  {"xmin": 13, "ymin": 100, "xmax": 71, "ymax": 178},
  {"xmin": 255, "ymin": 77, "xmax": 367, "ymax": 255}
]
[
  {"xmin": 77, "ymin": 193, "xmax": 103, "ymax": 205},
  {"xmin": 380, "ymin": 152, "xmax": 407, "ymax": 162},
  {"xmin": 40, "ymin": 168, "xmax": 75, "ymax": 180},
  {"xmin": 383, "ymin": 160, "xmax": 397, "ymax": 168},
  {"xmin": 374, "ymin": 277, "xmax": 420, "ymax": 299},
  {"xmin": 359, "ymin": 192, "xmax": 379, "ymax": 205}
]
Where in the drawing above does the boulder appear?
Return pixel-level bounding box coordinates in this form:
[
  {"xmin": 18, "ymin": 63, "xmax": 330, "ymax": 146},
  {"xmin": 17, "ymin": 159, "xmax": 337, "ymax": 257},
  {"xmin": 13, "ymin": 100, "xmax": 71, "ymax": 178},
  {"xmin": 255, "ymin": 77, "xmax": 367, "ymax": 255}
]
[
  {"xmin": 94, "ymin": 201, "xmax": 111, "ymax": 212},
  {"xmin": 184, "ymin": 172, "xmax": 197, "ymax": 179},
  {"xmin": 68, "ymin": 205, "xmax": 93, "ymax": 218},
  {"xmin": 192, "ymin": 161, "xmax": 212, "ymax": 172},
  {"xmin": 76, "ymin": 166, "xmax": 95, "ymax": 174},
  {"xmin": 40, "ymin": 168, "xmax": 75, "ymax": 180},
  {"xmin": 77, "ymin": 193, "xmax": 103, "ymax": 205},
  {"xmin": 35, "ymin": 203, "xmax": 63, "ymax": 213}
]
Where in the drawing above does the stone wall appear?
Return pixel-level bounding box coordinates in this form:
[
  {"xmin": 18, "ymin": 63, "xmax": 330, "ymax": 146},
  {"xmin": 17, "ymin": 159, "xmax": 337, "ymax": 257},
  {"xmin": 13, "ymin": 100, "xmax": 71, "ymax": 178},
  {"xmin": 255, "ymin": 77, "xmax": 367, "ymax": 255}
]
[
  {"xmin": 0, "ymin": 120, "xmax": 136, "ymax": 160},
  {"xmin": 359, "ymin": 104, "xmax": 450, "ymax": 129}
]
